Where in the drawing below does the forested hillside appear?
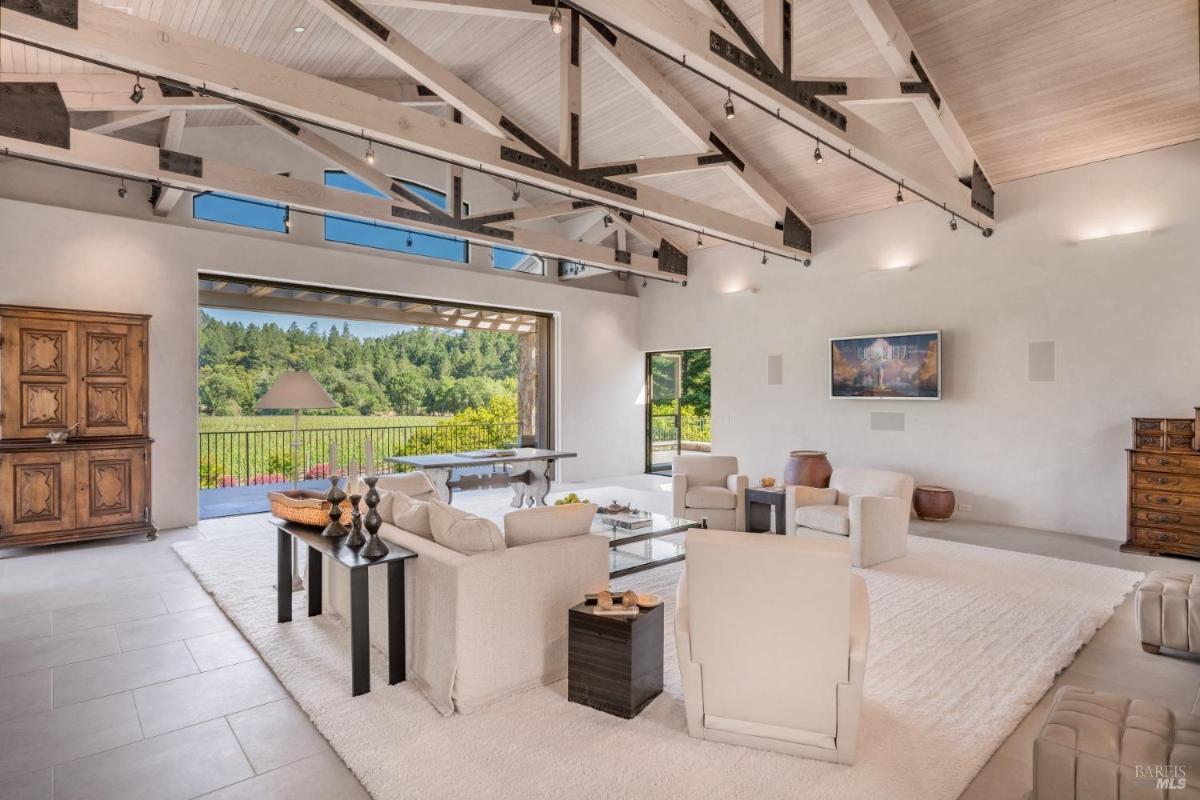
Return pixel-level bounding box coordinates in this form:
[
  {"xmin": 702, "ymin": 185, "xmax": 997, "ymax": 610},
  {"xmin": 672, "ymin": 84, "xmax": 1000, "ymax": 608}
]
[{"xmin": 198, "ymin": 312, "xmax": 518, "ymax": 416}]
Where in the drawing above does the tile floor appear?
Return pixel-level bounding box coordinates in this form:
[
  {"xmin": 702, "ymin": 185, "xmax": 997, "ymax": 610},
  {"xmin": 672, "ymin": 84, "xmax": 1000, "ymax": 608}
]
[{"xmin": 1, "ymin": 477, "xmax": 1198, "ymax": 800}]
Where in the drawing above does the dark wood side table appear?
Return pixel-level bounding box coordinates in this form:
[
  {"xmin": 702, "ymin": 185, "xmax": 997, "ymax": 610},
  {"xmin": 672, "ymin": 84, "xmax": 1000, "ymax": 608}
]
[
  {"xmin": 568, "ymin": 602, "xmax": 663, "ymax": 718},
  {"xmin": 272, "ymin": 519, "xmax": 416, "ymax": 697},
  {"xmin": 745, "ymin": 486, "xmax": 787, "ymax": 534}
]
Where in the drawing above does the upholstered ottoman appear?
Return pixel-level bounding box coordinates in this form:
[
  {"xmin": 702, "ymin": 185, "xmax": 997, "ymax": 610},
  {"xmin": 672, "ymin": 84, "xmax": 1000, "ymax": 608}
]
[
  {"xmin": 1137, "ymin": 571, "xmax": 1200, "ymax": 655},
  {"xmin": 1032, "ymin": 686, "xmax": 1200, "ymax": 799}
]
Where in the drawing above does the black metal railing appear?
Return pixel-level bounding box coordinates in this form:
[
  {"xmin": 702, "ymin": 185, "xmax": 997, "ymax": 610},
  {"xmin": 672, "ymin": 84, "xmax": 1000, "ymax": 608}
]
[{"xmin": 198, "ymin": 422, "xmax": 520, "ymax": 488}]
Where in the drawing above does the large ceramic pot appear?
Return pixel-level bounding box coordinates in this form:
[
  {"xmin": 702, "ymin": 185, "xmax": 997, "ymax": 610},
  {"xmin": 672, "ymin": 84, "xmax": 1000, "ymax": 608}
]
[
  {"xmin": 913, "ymin": 486, "xmax": 956, "ymax": 521},
  {"xmin": 783, "ymin": 450, "xmax": 832, "ymax": 488}
]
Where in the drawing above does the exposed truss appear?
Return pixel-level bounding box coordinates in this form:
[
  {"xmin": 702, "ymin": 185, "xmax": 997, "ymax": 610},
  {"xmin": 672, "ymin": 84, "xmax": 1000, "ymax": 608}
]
[
  {"xmin": 567, "ymin": 0, "xmax": 995, "ymax": 224},
  {"xmin": 151, "ymin": 109, "xmax": 187, "ymax": 216}
]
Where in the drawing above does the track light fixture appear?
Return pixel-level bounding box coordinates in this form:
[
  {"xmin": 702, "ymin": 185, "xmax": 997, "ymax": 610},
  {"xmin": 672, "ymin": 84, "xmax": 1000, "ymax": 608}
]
[
  {"xmin": 642, "ymin": 277, "xmax": 648, "ymax": 288},
  {"xmin": 949, "ymin": 214, "xmax": 958, "ymax": 231},
  {"xmin": 603, "ymin": 213, "xmax": 613, "ymax": 228},
  {"xmin": 511, "ymin": 181, "xmax": 520, "ymax": 202},
  {"xmin": 549, "ymin": 1, "xmax": 563, "ymax": 34},
  {"xmin": 129, "ymin": 76, "xmax": 144, "ymax": 105},
  {"xmin": 682, "ymin": 280, "xmax": 688, "ymax": 288},
  {"xmin": 895, "ymin": 180, "xmax": 905, "ymax": 205},
  {"xmin": 405, "ymin": 232, "xmax": 413, "ymax": 247},
  {"xmin": 723, "ymin": 89, "xmax": 735, "ymax": 120},
  {"xmin": 364, "ymin": 139, "xmax": 375, "ymax": 165},
  {"xmin": 982, "ymin": 227, "xmax": 994, "ymax": 238},
  {"xmin": 696, "ymin": 231, "xmax": 703, "ymax": 247},
  {"xmin": 761, "ymin": 250, "xmax": 768, "ymax": 265},
  {"xmin": 813, "ymin": 143, "xmax": 823, "ymax": 164},
  {"xmin": 117, "ymin": 179, "xmax": 127, "ymax": 199}
]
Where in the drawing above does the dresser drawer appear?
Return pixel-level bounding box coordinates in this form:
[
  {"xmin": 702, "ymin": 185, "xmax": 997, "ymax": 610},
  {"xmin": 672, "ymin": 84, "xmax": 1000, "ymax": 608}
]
[
  {"xmin": 1132, "ymin": 452, "xmax": 1200, "ymax": 473},
  {"xmin": 1132, "ymin": 490, "xmax": 1200, "ymax": 513},
  {"xmin": 1167, "ymin": 434, "xmax": 1197, "ymax": 452},
  {"xmin": 1130, "ymin": 526, "xmax": 1200, "ymax": 556},
  {"xmin": 1132, "ymin": 471, "xmax": 1200, "ymax": 495},
  {"xmin": 1135, "ymin": 433, "xmax": 1166, "ymax": 450},
  {"xmin": 1132, "ymin": 507, "xmax": 1200, "ymax": 531},
  {"xmin": 1135, "ymin": 419, "xmax": 1167, "ymax": 433}
]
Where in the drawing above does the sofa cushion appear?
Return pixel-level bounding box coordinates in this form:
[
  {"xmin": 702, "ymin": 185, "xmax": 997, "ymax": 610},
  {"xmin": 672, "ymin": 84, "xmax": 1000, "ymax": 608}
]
[
  {"xmin": 389, "ymin": 491, "xmax": 433, "ymax": 539},
  {"xmin": 504, "ymin": 503, "xmax": 596, "ymax": 547},
  {"xmin": 369, "ymin": 471, "xmax": 438, "ymax": 502},
  {"xmin": 686, "ymin": 486, "xmax": 737, "ymax": 510},
  {"xmin": 794, "ymin": 505, "xmax": 850, "ymax": 536},
  {"xmin": 429, "ymin": 499, "xmax": 506, "ymax": 555}
]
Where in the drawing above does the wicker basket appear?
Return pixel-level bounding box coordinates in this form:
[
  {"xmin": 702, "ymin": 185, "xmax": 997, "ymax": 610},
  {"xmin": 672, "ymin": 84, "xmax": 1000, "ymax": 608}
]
[{"xmin": 267, "ymin": 489, "xmax": 353, "ymax": 528}]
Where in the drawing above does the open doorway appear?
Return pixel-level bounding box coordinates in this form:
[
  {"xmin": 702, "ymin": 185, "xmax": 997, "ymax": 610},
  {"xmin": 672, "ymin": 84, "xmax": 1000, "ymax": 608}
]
[{"xmin": 645, "ymin": 349, "xmax": 711, "ymax": 474}]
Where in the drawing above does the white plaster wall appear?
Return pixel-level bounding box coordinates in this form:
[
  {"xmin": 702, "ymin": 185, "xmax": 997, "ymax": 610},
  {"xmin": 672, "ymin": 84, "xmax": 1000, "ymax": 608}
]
[
  {"xmin": 638, "ymin": 141, "xmax": 1200, "ymax": 540},
  {"xmin": 0, "ymin": 194, "xmax": 643, "ymax": 530}
]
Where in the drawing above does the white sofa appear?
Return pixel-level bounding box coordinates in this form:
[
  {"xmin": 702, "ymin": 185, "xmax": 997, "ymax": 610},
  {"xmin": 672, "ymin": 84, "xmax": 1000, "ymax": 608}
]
[
  {"xmin": 786, "ymin": 467, "xmax": 914, "ymax": 568},
  {"xmin": 313, "ymin": 483, "xmax": 608, "ymax": 715},
  {"xmin": 672, "ymin": 454, "xmax": 748, "ymax": 531},
  {"xmin": 675, "ymin": 530, "xmax": 869, "ymax": 762}
]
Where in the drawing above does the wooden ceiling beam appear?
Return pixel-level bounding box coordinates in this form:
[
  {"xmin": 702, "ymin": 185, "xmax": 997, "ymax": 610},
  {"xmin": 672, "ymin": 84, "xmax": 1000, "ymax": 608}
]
[
  {"xmin": 2, "ymin": 2, "xmax": 793, "ymax": 257},
  {"xmin": 151, "ymin": 109, "xmax": 187, "ymax": 216},
  {"xmin": 84, "ymin": 108, "xmax": 168, "ymax": 135},
  {"xmin": 559, "ymin": 8, "xmax": 582, "ymax": 166},
  {"xmin": 570, "ymin": 0, "xmax": 990, "ymax": 224},
  {"xmin": 845, "ymin": 0, "xmax": 990, "ymax": 185},
  {"xmin": 304, "ymin": 0, "xmax": 515, "ymax": 139},
  {"xmin": 0, "ymin": 124, "xmax": 674, "ymax": 279},
  {"xmin": 583, "ymin": 17, "xmax": 802, "ymax": 226},
  {"xmin": 2, "ymin": 74, "xmax": 229, "ymax": 111}
]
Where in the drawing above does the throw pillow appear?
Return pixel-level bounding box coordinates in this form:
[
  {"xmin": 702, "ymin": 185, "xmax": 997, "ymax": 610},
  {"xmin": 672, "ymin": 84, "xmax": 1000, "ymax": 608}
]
[
  {"xmin": 428, "ymin": 499, "xmax": 505, "ymax": 555},
  {"xmin": 390, "ymin": 491, "xmax": 433, "ymax": 539},
  {"xmin": 504, "ymin": 503, "xmax": 597, "ymax": 547}
]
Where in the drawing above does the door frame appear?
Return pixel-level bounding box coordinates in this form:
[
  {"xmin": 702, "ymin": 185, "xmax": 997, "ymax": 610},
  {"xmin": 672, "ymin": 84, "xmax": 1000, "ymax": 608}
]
[{"xmin": 644, "ymin": 348, "xmax": 709, "ymax": 475}]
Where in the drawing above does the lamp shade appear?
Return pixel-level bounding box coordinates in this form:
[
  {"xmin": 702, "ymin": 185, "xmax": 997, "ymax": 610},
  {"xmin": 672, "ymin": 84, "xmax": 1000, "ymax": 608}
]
[{"xmin": 256, "ymin": 371, "xmax": 337, "ymax": 411}]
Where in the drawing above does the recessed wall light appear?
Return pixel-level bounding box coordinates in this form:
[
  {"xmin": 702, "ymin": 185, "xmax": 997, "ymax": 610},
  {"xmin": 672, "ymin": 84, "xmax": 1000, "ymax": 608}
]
[{"xmin": 293, "ymin": 25, "xmax": 306, "ymax": 33}]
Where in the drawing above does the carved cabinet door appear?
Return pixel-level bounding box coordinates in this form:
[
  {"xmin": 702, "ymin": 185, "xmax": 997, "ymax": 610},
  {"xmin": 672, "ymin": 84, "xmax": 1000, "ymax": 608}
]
[
  {"xmin": 77, "ymin": 322, "xmax": 147, "ymax": 437},
  {"xmin": 74, "ymin": 446, "xmax": 147, "ymax": 530},
  {"xmin": 0, "ymin": 315, "xmax": 77, "ymax": 440},
  {"xmin": 0, "ymin": 450, "xmax": 76, "ymax": 540}
]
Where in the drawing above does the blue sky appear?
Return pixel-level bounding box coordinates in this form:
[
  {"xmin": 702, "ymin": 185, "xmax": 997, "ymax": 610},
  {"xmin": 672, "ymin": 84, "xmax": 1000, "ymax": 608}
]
[{"xmin": 201, "ymin": 307, "xmax": 417, "ymax": 340}]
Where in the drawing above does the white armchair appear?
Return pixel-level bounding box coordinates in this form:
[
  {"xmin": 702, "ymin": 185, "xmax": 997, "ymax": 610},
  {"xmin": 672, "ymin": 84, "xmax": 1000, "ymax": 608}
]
[
  {"xmin": 785, "ymin": 467, "xmax": 914, "ymax": 568},
  {"xmin": 672, "ymin": 454, "xmax": 748, "ymax": 531},
  {"xmin": 675, "ymin": 530, "xmax": 869, "ymax": 763}
]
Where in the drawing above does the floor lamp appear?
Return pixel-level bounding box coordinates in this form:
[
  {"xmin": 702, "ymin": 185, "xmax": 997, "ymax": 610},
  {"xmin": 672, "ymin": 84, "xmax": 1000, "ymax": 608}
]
[{"xmin": 257, "ymin": 371, "xmax": 337, "ymax": 591}]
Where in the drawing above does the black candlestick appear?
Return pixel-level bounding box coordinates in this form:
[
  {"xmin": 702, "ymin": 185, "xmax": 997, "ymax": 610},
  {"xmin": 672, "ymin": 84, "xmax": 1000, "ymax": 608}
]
[
  {"xmin": 322, "ymin": 475, "xmax": 349, "ymax": 538},
  {"xmin": 361, "ymin": 476, "xmax": 389, "ymax": 559},
  {"xmin": 346, "ymin": 493, "xmax": 365, "ymax": 547}
]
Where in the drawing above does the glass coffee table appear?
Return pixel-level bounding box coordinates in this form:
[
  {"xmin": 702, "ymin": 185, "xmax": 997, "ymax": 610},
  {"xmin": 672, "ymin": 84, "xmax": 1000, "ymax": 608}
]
[{"xmin": 593, "ymin": 512, "xmax": 704, "ymax": 578}]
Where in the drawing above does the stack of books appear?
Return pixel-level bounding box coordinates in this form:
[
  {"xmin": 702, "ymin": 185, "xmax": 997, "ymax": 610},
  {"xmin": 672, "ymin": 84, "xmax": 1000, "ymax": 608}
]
[{"xmin": 600, "ymin": 512, "xmax": 653, "ymax": 530}]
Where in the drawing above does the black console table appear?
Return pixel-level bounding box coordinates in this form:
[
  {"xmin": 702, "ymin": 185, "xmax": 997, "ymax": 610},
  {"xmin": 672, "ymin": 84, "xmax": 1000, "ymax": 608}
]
[{"xmin": 272, "ymin": 519, "xmax": 416, "ymax": 696}]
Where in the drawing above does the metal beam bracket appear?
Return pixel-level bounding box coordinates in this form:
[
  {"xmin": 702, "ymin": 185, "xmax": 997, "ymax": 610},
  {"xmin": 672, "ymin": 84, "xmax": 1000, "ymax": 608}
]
[
  {"xmin": 329, "ymin": 0, "xmax": 390, "ymax": 41},
  {"xmin": 780, "ymin": 208, "xmax": 812, "ymax": 252},
  {"xmin": 899, "ymin": 53, "xmax": 941, "ymax": 109},
  {"xmin": 963, "ymin": 160, "xmax": 995, "ymax": 219},
  {"xmin": 499, "ymin": 117, "xmax": 637, "ymax": 199},
  {"xmin": 159, "ymin": 148, "xmax": 203, "ymax": 177},
  {"xmin": 0, "ymin": 82, "xmax": 70, "ymax": 148},
  {"xmin": 657, "ymin": 238, "xmax": 688, "ymax": 275}
]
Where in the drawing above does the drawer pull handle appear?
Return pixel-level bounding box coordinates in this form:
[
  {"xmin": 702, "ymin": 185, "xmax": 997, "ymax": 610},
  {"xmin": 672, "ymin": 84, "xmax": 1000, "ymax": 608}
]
[
  {"xmin": 1151, "ymin": 495, "xmax": 1183, "ymax": 506},
  {"xmin": 1156, "ymin": 458, "xmax": 1177, "ymax": 466},
  {"xmin": 1147, "ymin": 513, "xmax": 1182, "ymax": 524},
  {"xmin": 1149, "ymin": 477, "xmax": 1178, "ymax": 486},
  {"xmin": 1151, "ymin": 532, "xmax": 1179, "ymax": 543}
]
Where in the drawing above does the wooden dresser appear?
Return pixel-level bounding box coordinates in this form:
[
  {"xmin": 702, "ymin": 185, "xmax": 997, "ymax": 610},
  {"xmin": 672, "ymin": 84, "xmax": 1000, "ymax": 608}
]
[
  {"xmin": 0, "ymin": 305, "xmax": 155, "ymax": 547},
  {"xmin": 1123, "ymin": 409, "xmax": 1200, "ymax": 558}
]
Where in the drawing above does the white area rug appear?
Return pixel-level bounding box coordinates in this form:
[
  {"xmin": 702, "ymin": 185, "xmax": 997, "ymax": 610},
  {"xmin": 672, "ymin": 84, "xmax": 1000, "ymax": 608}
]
[{"xmin": 175, "ymin": 524, "xmax": 1142, "ymax": 800}]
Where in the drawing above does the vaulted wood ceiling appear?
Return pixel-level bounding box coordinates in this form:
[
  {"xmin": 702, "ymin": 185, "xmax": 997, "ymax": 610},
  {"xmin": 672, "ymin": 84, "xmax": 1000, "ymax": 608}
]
[{"xmin": 2, "ymin": 0, "xmax": 1197, "ymax": 228}]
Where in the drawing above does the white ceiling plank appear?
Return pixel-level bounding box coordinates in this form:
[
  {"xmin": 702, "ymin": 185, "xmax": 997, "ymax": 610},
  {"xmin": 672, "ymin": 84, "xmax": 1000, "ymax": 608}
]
[
  {"xmin": 362, "ymin": 0, "xmax": 543, "ymax": 18},
  {"xmin": 570, "ymin": 0, "xmax": 983, "ymax": 224},
  {"xmin": 4, "ymin": 2, "xmax": 800, "ymax": 255}
]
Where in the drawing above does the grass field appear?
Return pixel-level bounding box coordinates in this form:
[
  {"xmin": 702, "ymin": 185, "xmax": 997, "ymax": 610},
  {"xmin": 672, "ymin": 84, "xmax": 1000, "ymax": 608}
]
[{"xmin": 200, "ymin": 414, "xmax": 447, "ymax": 433}]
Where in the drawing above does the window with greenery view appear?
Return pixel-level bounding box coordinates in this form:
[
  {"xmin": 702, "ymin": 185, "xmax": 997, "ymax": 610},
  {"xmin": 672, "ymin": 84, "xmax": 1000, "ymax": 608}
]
[
  {"xmin": 323, "ymin": 171, "xmax": 468, "ymax": 262},
  {"xmin": 492, "ymin": 246, "xmax": 545, "ymax": 275}
]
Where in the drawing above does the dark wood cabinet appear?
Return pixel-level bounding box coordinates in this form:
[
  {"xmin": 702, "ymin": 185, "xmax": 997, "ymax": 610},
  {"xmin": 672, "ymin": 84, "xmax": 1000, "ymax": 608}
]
[
  {"xmin": 1123, "ymin": 411, "xmax": 1200, "ymax": 559},
  {"xmin": 0, "ymin": 306, "xmax": 154, "ymax": 548}
]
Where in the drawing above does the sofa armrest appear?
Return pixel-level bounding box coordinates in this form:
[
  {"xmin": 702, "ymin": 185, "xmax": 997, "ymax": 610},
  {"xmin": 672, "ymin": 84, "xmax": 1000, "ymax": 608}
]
[
  {"xmin": 848, "ymin": 573, "xmax": 870, "ymax": 672},
  {"xmin": 848, "ymin": 495, "xmax": 911, "ymax": 567},
  {"xmin": 726, "ymin": 474, "xmax": 749, "ymax": 531},
  {"xmin": 672, "ymin": 473, "xmax": 689, "ymax": 518},
  {"xmin": 674, "ymin": 570, "xmax": 693, "ymax": 663},
  {"xmin": 784, "ymin": 485, "xmax": 838, "ymax": 534}
]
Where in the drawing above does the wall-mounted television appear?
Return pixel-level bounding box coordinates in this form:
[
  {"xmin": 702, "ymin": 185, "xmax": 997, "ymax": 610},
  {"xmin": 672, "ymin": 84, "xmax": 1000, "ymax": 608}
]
[{"xmin": 829, "ymin": 330, "xmax": 941, "ymax": 400}]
